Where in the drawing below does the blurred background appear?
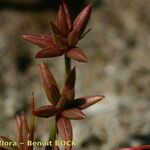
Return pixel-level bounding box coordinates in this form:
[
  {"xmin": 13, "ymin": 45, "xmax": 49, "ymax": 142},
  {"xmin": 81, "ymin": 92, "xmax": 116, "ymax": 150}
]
[{"xmin": 0, "ymin": 0, "xmax": 150, "ymax": 149}]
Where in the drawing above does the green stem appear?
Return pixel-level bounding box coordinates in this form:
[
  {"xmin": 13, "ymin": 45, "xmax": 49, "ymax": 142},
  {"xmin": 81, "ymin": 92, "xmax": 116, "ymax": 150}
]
[
  {"xmin": 46, "ymin": 55, "xmax": 71, "ymax": 149},
  {"xmin": 49, "ymin": 120, "xmax": 58, "ymax": 141},
  {"xmin": 65, "ymin": 55, "xmax": 71, "ymax": 78},
  {"xmin": 46, "ymin": 119, "xmax": 58, "ymax": 150}
]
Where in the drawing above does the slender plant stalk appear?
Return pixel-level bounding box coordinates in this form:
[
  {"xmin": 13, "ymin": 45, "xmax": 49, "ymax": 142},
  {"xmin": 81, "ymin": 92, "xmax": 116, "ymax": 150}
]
[
  {"xmin": 46, "ymin": 119, "xmax": 58, "ymax": 149},
  {"xmin": 65, "ymin": 55, "xmax": 71, "ymax": 78},
  {"xmin": 49, "ymin": 120, "xmax": 58, "ymax": 141},
  {"xmin": 48, "ymin": 55, "xmax": 71, "ymax": 145}
]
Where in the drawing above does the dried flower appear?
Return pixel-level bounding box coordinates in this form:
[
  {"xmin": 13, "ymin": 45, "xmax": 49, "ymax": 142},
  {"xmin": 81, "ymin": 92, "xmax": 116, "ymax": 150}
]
[
  {"xmin": 23, "ymin": 0, "xmax": 92, "ymax": 62},
  {"xmin": 33, "ymin": 62, "xmax": 104, "ymax": 150}
]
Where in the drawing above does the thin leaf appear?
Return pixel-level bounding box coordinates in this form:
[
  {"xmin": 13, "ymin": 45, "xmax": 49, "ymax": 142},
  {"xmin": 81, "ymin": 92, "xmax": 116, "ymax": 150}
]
[
  {"xmin": 29, "ymin": 93, "xmax": 35, "ymax": 142},
  {"xmin": 73, "ymin": 3, "xmax": 92, "ymax": 37},
  {"xmin": 16, "ymin": 116, "xmax": 23, "ymax": 150},
  {"xmin": 21, "ymin": 112, "xmax": 30, "ymax": 142},
  {"xmin": 40, "ymin": 63, "xmax": 60, "ymax": 105},
  {"xmin": 76, "ymin": 95, "xmax": 105, "ymax": 109},
  {"xmin": 34, "ymin": 105, "xmax": 57, "ymax": 118},
  {"xmin": 67, "ymin": 3, "xmax": 92, "ymax": 46},
  {"xmin": 57, "ymin": 117, "xmax": 72, "ymax": 150},
  {"xmin": 80, "ymin": 28, "xmax": 91, "ymax": 40},
  {"xmin": 62, "ymin": 0, "xmax": 72, "ymax": 30},
  {"xmin": 22, "ymin": 34, "xmax": 54, "ymax": 48},
  {"xmin": 50, "ymin": 21, "xmax": 61, "ymax": 35},
  {"xmin": 67, "ymin": 30, "xmax": 79, "ymax": 47},
  {"xmin": 66, "ymin": 47, "xmax": 87, "ymax": 62},
  {"xmin": 50, "ymin": 22, "xmax": 67, "ymax": 49},
  {"xmin": 56, "ymin": 4, "xmax": 69, "ymax": 36},
  {"xmin": 62, "ymin": 108, "xmax": 86, "ymax": 120},
  {"xmin": 35, "ymin": 47, "xmax": 64, "ymax": 58},
  {"xmin": 50, "ymin": 21, "xmax": 61, "ymax": 45}
]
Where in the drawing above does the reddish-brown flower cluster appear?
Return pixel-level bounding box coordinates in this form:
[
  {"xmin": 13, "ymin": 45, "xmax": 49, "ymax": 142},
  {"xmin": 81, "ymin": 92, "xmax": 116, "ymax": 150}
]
[
  {"xmin": 0, "ymin": 1, "xmax": 105, "ymax": 150},
  {"xmin": 0, "ymin": 94, "xmax": 35, "ymax": 150},
  {"xmin": 33, "ymin": 63, "xmax": 104, "ymax": 150},
  {"xmin": 22, "ymin": 1, "xmax": 104, "ymax": 150},
  {"xmin": 23, "ymin": 0, "xmax": 92, "ymax": 62}
]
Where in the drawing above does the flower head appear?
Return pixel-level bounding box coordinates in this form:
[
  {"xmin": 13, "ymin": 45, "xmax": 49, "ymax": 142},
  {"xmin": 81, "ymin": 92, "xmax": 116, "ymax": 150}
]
[
  {"xmin": 33, "ymin": 62, "xmax": 104, "ymax": 150},
  {"xmin": 23, "ymin": 0, "xmax": 92, "ymax": 62}
]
